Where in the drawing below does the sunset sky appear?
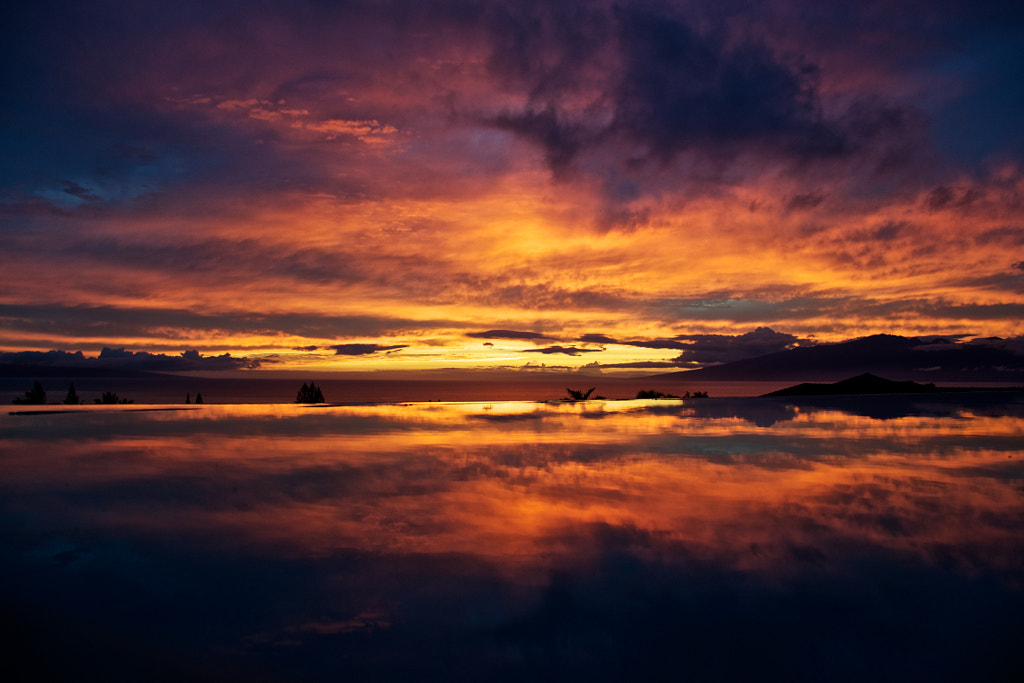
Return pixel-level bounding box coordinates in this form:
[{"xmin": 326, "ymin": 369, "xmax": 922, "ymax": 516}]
[{"xmin": 2, "ymin": 0, "xmax": 1023, "ymax": 374}]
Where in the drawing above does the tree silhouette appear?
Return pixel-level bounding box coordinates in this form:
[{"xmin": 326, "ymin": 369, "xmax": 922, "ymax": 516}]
[
  {"xmin": 195, "ymin": 393, "xmax": 203, "ymax": 404},
  {"xmin": 565, "ymin": 387, "xmax": 596, "ymax": 401},
  {"xmin": 64, "ymin": 383, "xmax": 81, "ymax": 405},
  {"xmin": 186, "ymin": 393, "xmax": 191, "ymax": 404},
  {"xmin": 296, "ymin": 382, "xmax": 325, "ymax": 403},
  {"xmin": 12, "ymin": 381, "xmax": 47, "ymax": 405}
]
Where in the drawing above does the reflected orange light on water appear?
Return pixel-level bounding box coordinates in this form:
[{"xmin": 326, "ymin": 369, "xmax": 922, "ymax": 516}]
[{"xmin": 3, "ymin": 401, "xmax": 1022, "ymax": 582}]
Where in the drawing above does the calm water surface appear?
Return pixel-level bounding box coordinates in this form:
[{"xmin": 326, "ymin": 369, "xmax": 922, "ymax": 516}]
[
  {"xmin": 2, "ymin": 395, "xmax": 1023, "ymax": 681},
  {"xmin": 0, "ymin": 376, "xmax": 793, "ymax": 404}
]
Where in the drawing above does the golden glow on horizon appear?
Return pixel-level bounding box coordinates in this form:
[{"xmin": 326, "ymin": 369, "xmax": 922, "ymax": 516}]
[{"xmin": 4, "ymin": 141, "xmax": 1023, "ymax": 368}]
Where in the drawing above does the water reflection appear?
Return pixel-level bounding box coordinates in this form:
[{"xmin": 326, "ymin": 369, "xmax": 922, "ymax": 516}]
[{"xmin": 2, "ymin": 398, "xmax": 1023, "ymax": 681}]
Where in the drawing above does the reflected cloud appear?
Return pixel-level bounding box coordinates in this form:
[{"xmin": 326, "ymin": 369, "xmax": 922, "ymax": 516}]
[{"xmin": 2, "ymin": 400, "xmax": 1023, "ymax": 679}]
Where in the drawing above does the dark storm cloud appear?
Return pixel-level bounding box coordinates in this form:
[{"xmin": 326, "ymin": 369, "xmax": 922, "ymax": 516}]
[
  {"xmin": 609, "ymin": 6, "xmax": 842, "ymax": 164},
  {"xmin": 492, "ymin": 107, "xmax": 585, "ymax": 176},
  {"xmin": 580, "ymin": 327, "xmax": 817, "ymax": 368},
  {"xmin": 671, "ymin": 327, "xmax": 810, "ymax": 365},
  {"xmin": 331, "ymin": 344, "xmax": 408, "ymax": 356},
  {"xmin": 467, "ymin": 330, "xmax": 556, "ymax": 341},
  {"xmin": 484, "ymin": 1, "xmax": 933, "ymax": 181},
  {"xmin": 4, "ymin": 0, "xmax": 1018, "ymax": 212}
]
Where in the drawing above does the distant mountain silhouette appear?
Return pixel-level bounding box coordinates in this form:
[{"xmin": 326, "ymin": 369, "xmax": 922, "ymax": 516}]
[
  {"xmin": 651, "ymin": 334, "xmax": 1024, "ymax": 382},
  {"xmin": 0, "ymin": 364, "xmax": 158, "ymax": 379},
  {"xmin": 765, "ymin": 373, "xmax": 943, "ymax": 396}
]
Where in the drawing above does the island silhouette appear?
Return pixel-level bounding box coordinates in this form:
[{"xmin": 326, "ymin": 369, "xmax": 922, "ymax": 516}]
[{"xmin": 764, "ymin": 372, "xmax": 1023, "ymax": 397}]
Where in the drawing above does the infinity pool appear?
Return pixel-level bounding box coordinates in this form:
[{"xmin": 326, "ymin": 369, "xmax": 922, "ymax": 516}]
[{"xmin": 3, "ymin": 395, "xmax": 1022, "ymax": 681}]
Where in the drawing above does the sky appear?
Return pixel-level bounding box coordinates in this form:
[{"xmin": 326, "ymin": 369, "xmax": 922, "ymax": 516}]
[{"xmin": 2, "ymin": 0, "xmax": 1023, "ymax": 374}]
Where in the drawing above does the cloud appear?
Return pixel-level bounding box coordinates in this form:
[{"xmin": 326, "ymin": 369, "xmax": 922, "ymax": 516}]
[
  {"xmin": 2, "ymin": 0, "xmax": 1024, "ymax": 365},
  {"xmin": 484, "ymin": 2, "xmax": 929, "ymax": 186},
  {"xmin": 785, "ymin": 191, "xmax": 826, "ymax": 212},
  {"xmin": 608, "ymin": 6, "xmax": 841, "ymax": 164},
  {"xmin": 492, "ymin": 107, "xmax": 585, "ymax": 177},
  {"xmin": 0, "ymin": 347, "xmax": 265, "ymax": 371},
  {"xmin": 592, "ymin": 360, "xmax": 683, "ymax": 369},
  {"xmin": 467, "ymin": 330, "xmax": 556, "ymax": 341},
  {"xmin": 0, "ymin": 304, "xmax": 454, "ymax": 345},
  {"xmin": 523, "ymin": 345, "xmax": 602, "ymax": 356},
  {"xmin": 579, "ymin": 334, "xmax": 690, "ymax": 351},
  {"xmin": 670, "ymin": 327, "xmax": 811, "ymax": 365},
  {"xmin": 60, "ymin": 180, "xmax": 102, "ymax": 202},
  {"xmin": 620, "ymin": 339, "xmax": 691, "ymax": 351},
  {"xmin": 331, "ymin": 344, "xmax": 409, "ymax": 356},
  {"xmin": 925, "ymin": 185, "xmax": 986, "ymax": 211},
  {"xmin": 578, "ymin": 334, "xmax": 618, "ymax": 344}
]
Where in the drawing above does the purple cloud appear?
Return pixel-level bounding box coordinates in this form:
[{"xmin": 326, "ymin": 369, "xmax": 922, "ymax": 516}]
[
  {"xmin": 524, "ymin": 345, "xmax": 602, "ymax": 356},
  {"xmin": 331, "ymin": 344, "xmax": 409, "ymax": 356},
  {"xmin": 467, "ymin": 330, "xmax": 556, "ymax": 341}
]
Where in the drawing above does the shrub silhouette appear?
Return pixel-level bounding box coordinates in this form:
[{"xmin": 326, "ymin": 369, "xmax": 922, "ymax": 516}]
[
  {"xmin": 636, "ymin": 389, "xmax": 708, "ymax": 399},
  {"xmin": 12, "ymin": 381, "xmax": 46, "ymax": 405},
  {"xmin": 95, "ymin": 391, "xmax": 133, "ymax": 404},
  {"xmin": 636, "ymin": 389, "xmax": 678, "ymax": 399},
  {"xmin": 296, "ymin": 382, "xmax": 325, "ymax": 403}
]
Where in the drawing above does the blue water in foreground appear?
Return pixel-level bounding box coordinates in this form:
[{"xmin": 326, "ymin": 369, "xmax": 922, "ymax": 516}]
[{"xmin": 2, "ymin": 395, "xmax": 1023, "ymax": 681}]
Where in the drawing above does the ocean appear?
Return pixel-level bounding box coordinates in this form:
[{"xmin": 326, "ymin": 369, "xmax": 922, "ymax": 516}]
[{"xmin": 2, "ymin": 374, "xmax": 795, "ymax": 405}]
